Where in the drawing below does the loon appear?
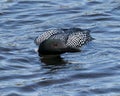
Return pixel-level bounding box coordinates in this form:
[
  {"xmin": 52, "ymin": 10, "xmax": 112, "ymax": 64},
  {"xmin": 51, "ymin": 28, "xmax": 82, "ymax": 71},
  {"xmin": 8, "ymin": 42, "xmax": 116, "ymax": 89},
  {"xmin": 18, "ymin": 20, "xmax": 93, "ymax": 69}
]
[{"xmin": 35, "ymin": 28, "xmax": 93, "ymax": 56}]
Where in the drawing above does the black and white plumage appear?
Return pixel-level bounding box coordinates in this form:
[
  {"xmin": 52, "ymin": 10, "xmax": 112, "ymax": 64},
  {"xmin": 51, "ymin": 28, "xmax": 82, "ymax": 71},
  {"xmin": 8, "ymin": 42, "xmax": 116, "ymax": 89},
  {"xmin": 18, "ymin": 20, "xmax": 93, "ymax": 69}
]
[{"xmin": 35, "ymin": 28, "xmax": 93, "ymax": 56}]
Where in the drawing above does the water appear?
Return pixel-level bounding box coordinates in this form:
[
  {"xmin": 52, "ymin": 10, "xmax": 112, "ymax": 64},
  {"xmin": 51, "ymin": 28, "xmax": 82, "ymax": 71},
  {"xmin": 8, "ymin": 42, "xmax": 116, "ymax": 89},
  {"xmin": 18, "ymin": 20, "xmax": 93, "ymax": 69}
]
[{"xmin": 0, "ymin": 0, "xmax": 120, "ymax": 96}]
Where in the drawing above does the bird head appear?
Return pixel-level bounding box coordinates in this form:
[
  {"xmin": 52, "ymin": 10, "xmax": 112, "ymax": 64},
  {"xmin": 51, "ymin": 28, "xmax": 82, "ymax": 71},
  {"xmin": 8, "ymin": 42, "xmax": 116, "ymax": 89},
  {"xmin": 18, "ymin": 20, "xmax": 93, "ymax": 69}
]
[
  {"xmin": 38, "ymin": 39, "xmax": 80, "ymax": 56},
  {"xmin": 38, "ymin": 39, "xmax": 68, "ymax": 56}
]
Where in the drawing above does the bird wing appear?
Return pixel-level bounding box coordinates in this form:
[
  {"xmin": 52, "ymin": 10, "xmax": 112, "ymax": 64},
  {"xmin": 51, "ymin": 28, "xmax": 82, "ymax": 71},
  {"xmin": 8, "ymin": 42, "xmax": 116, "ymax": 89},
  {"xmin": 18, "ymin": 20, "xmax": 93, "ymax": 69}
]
[
  {"xmin": 66, "ymin": 30, "xmax": 91, "ymax": 48},
  {"xmin": 35, "ymin": 29, "xmax": 64, "ymax": 45}
]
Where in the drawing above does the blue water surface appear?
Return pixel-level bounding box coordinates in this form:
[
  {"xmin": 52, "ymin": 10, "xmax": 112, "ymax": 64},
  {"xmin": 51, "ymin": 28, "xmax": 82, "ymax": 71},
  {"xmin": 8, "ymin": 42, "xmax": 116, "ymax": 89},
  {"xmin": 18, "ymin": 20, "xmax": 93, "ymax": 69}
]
[{"xmin": 0, "ymin": 0, "xmax": 120, "ymax": 96}]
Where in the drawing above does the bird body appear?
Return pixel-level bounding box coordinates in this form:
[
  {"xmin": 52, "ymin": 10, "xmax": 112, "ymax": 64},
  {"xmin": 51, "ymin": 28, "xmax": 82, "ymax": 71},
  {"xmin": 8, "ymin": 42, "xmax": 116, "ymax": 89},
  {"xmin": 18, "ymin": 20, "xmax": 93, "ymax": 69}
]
[{"xmin": 35, "ymin": 28, "xmax": 93, "ymax": 56}]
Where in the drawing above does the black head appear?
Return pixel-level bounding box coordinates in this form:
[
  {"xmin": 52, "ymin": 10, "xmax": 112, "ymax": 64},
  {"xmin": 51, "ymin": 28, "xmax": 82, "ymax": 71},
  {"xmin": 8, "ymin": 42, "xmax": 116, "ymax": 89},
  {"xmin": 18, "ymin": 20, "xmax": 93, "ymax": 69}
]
[
  {"xmin": 38, "ymin": 39, "xmax": 68, "ymax": 56},
  {"xmin": 38, "ymin": 39, "xmax": 80, "ymax": 56}
]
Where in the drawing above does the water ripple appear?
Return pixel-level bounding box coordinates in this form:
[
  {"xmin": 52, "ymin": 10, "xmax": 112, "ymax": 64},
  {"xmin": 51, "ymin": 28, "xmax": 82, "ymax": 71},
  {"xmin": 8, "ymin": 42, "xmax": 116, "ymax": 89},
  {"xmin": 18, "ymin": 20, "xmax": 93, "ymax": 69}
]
[{"xmin": 0, "ymin": 0, "xmax": 120, "ymax": 96}]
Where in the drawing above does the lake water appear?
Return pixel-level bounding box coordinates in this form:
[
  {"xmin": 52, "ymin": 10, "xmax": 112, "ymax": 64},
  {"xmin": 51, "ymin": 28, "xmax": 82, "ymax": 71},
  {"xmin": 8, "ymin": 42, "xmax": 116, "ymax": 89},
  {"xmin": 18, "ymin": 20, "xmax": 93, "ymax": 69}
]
[{"xmin": 0, "ymin": 0, "xmax": 120, "ymax": 96}]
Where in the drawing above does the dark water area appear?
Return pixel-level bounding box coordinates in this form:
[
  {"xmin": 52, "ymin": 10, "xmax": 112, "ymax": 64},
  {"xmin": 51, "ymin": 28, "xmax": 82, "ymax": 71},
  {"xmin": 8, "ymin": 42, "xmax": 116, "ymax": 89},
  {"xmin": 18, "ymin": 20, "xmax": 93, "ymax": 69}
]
[{"xmin": 0, "ymin": 0, "xmax": 120, "ymax": 96}]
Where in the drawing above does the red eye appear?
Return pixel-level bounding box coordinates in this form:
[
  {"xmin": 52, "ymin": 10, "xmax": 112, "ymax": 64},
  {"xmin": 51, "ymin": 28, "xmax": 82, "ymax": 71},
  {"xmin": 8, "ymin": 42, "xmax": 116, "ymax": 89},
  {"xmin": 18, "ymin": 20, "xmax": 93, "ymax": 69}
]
[{"xmin": 53, "ymin": 43, "xmax": 58, "ymax": 47}]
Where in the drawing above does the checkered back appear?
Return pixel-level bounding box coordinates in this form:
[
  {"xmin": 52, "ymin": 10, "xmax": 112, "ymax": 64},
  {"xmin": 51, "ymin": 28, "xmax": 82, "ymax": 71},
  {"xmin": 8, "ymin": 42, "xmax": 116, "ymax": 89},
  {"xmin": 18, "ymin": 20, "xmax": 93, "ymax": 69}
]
[{"xmin": 35, "ymin": 28, "xmax": 92, "ymax": 48}]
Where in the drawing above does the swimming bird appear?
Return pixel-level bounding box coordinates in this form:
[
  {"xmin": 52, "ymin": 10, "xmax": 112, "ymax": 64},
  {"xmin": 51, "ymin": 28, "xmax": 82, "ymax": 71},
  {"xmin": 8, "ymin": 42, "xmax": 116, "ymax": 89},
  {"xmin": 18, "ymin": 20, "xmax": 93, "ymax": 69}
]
[{"xmin": 35, "ymin": 28, "xmax": 93, "ymax": 56}]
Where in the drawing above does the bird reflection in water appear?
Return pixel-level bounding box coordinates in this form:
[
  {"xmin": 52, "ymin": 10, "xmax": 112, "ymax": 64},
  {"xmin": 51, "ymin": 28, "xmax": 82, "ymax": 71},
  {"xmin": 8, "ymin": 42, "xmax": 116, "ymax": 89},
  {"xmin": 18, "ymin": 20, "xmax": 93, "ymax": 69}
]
[
  {"xmin": 39, "ymin": 55, "xmax": 68, "ymax": 72},
  {"xmin": 40, "ymin": 55, "xmax": 68, "ymax": 65}
]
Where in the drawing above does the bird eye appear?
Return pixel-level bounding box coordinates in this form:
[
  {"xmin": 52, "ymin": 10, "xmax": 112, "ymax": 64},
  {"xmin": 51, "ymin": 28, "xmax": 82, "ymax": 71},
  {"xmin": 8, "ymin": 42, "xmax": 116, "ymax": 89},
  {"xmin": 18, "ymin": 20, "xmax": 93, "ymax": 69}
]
[{"xmin": 53, "ymin": 43, "xmax": 58, "ymax": 47}]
